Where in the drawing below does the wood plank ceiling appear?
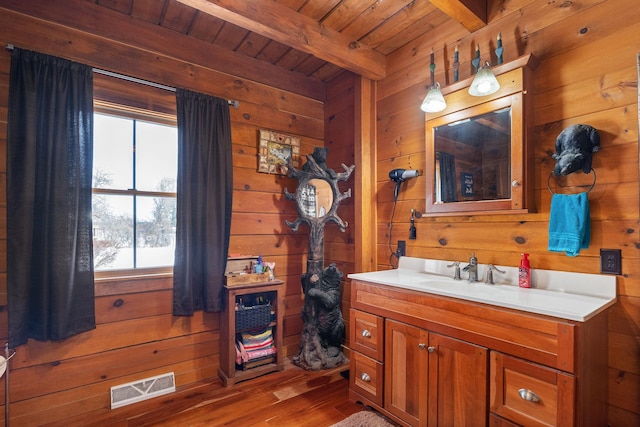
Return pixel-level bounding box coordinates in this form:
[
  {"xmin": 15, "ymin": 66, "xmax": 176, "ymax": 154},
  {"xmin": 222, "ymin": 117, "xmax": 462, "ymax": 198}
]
[{"xmin": 95, "ymin": 0, "xmax": 487, "ymax": 84}]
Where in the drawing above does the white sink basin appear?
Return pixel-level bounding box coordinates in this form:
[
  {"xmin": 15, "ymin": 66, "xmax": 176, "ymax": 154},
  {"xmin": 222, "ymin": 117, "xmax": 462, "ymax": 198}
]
[{"xmin": 348, "ymin": 257, "xmax": 617, "ymax": 322}]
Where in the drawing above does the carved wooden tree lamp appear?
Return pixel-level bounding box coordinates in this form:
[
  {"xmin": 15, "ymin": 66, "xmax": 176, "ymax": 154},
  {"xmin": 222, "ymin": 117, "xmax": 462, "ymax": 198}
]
[{"xmin": 284, "ymin": 148, "xmax": 354, "ymax": 370}]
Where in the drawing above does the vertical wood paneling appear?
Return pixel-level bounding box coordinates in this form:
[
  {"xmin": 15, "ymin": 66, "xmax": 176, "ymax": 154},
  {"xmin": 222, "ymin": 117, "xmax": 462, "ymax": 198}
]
[
  {"xmin": 374, "ymin": 1, "xmax": 640, "ymax": 424},
  {"xmin": 325, "ymin": 71, "xmax": 357, "ymax": 352}
]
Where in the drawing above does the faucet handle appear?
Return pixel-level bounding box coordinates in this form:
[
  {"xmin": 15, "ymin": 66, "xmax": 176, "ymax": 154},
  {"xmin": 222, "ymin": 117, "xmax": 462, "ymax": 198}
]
[
  {"xmin": 447, "ymin": 261, "xmax": 461, "ymax": 280},
  {"xmin": 485, "ymin": 264, "xmax": 506, "ymax": 285}
]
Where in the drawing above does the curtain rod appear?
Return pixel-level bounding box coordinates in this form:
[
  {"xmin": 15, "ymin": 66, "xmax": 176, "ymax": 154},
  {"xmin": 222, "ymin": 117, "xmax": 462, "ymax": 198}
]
[{"xmin": 5, "ymin": 43, "xmax": 240, "ymax": 109}]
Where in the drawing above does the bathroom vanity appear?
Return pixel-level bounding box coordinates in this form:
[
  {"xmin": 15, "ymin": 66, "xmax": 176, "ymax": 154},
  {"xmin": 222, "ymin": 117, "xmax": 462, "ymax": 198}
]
[{"xmin": 348, "ymin": 257, "xmax": 616, "ymax": 427}]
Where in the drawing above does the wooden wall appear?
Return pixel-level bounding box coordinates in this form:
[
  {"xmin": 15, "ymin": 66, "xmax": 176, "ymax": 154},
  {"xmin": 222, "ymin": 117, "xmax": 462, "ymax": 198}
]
[
  {"xmin": 0, "ymin": 1, "xmax": 330, "ymax": 425},
  {"xmin": 0, "ymin": 0, "xmax": 638, "ymax": 425},
  {"xmin": 375, "ymin": 0, "xmax": 639, "ymax": 424},
  {"xmin": 324, "ymin": 71, "xmax": 358, "ymax": 355}
]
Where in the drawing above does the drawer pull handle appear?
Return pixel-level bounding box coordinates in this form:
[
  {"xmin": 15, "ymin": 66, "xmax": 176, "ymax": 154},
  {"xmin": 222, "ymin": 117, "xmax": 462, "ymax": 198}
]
[
  {"xmin": 518, "ymin": 388, "xmax": 541, "ymax": 403},
  {"xmin": 361, "ymin": 329, "xmax": 372, "ymax": 338},
  {"xmin": 361, "ymin": 373, "xmax": 371, "ymax": 382}
]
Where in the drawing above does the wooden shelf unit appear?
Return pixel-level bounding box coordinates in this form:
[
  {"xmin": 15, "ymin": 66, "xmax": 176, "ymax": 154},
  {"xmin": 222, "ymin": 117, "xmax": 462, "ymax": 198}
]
[{"xmin": 218, "ymin": 279, "xmax": 285, "ymax": 386}]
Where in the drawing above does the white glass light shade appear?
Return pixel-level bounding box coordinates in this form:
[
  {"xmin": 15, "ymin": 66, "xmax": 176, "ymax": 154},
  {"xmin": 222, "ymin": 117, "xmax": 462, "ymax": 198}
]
[
  {"xmin": 468, "ymin": 62, "xmax": 500, "ymax": 96},
  {"xmin": 420, "ymin": 83, "xmax": 446, "ymax": 113}
]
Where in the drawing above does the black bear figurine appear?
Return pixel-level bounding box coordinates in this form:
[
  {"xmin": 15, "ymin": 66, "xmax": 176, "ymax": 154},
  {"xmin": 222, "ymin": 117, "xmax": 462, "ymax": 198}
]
[
  {"xmin": 552, "ymin": 124, "xmax": 600, "ymax": 176},
  {"xmin": 306, "ymin": 264, "xmax": 344, "ymax": 358},
  {"xmin": 302, "ymin": 147, "xmax": 337, "ymax": 178}
]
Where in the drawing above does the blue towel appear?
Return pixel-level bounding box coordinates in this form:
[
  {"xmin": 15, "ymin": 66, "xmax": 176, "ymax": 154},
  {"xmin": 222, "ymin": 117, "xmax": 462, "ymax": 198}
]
[{"xmin": 548, "ymin": 192, "xmax": 590, "ymax": 256}]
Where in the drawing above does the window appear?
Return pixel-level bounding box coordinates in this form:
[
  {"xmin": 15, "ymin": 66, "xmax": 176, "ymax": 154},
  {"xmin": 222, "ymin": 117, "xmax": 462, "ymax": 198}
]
[{"xmin": 92, "ymin": 109, "xmax": 177, "ymax": 272}]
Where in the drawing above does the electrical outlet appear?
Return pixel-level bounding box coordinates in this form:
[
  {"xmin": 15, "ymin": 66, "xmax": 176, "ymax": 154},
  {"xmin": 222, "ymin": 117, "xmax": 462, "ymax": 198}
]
[
  {"xmin": 397, "ymin": 240, "xmax": 406, "ymax": 257},
  {"xmin": 600, "ymin": 249, "xmax": 621, "ymax": 275}
]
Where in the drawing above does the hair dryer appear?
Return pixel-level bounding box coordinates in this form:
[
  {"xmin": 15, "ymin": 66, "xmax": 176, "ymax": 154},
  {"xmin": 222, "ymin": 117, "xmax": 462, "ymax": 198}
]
[
  {"xmin": 389, "ymin": 169, "xmax": 419, "ymax": 183},
  {"xmin": 389, "ymin": 169, "xmax": 420, "ymax": 200}
]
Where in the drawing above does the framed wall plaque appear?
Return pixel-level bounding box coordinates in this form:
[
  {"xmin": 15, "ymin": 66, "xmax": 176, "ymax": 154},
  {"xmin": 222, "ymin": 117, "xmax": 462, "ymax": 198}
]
[{"xmin": 258, "ymin": 129, "xmax": 300, "ymax": 175}]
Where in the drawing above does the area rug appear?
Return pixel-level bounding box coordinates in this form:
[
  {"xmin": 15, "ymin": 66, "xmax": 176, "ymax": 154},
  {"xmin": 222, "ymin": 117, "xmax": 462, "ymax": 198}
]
[{"xmin": 330, "ymin": 410, "xmax": 397, "ymax": 427}]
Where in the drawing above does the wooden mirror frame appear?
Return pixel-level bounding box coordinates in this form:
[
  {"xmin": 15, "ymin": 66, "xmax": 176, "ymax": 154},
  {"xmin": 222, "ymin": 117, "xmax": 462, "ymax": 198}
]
[{"xmin": 424, "ymin": 54, "xmax": 538, "ymax": 216}]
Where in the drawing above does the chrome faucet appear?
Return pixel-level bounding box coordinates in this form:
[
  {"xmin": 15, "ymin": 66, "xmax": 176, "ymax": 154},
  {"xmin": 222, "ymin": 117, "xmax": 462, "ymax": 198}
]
[{"xmin": 462, "ymin": 252, "xmax": 478, "ymax": 282}]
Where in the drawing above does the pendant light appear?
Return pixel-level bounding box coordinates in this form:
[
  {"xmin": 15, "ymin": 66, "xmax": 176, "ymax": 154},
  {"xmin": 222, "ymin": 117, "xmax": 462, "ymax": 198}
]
[
  {"xmin": 468, "ymin": 61, "xmax": 500, "ymax": 96},
  {"xmin": 421, "ymin": 82, "xmax": 446, "ymax": 113}
]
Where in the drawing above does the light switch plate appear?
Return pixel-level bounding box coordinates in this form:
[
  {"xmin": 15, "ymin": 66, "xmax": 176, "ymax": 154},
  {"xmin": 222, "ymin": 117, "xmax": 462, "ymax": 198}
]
[{"xmin": 600, "ymin": 249, "xmax": 621, "ymax": 275}]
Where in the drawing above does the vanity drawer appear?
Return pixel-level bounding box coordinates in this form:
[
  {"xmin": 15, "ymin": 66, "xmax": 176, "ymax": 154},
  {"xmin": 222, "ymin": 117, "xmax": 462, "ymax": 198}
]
[
  {"xmin": 351, "ymin": 351, "xmax": 383, "ymax": 407},
  {"xmin": 350, "ymin": 309, "xmax": 384, "ymax": 360},
  {"xmin": 490, "ymin": 352, "xmax": 575, "ymax": 427}
]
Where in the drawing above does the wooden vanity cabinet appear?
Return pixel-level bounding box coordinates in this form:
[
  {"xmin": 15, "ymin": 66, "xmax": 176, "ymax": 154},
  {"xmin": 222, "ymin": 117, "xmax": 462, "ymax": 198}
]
[
  {"xmin": 385, "ymin": 320, "xmax": 487, "ymax": 427},
  {"xmin": 349, "ymin": 279, "xmax": 609, "ymax": 427}
]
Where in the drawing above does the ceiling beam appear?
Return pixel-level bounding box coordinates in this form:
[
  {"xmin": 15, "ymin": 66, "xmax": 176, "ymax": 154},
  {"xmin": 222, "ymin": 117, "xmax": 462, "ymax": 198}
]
[
  {"xmin": 0, "ymin": 0, "xmax": 326, "ymax": 100},
  {"xmin": 429, "ymin": 0, "xmax": 487, "ymax": 32},
  {"xmin": 174, "ymin": 0, "xmax": 386, "ymax": 81}
]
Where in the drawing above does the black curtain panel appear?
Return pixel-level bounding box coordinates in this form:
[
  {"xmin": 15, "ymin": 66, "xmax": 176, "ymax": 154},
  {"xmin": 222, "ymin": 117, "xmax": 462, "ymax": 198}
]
[
  {"xmin": 173, "ymin": 89, "xmax": 233, "ymax": 315},
  {"xmin": 7, "ymin": 48, "xmax": 96, "ymax": 347},
  {"xmin": 439, "ymin": 152, "xmax": 459, "ymax": 203}
]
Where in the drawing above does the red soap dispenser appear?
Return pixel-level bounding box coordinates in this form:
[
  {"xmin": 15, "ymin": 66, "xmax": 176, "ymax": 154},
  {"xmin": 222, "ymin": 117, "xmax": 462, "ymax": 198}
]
[{"xmin": 519, "ymin": 253, "xmax": 531, "ymax": 288}]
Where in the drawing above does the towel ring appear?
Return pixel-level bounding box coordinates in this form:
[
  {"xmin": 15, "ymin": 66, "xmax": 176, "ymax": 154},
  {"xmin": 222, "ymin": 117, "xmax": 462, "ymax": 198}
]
[{"xmin": 547, "ymin": 169, "xmax": 596, "ymax": 194}]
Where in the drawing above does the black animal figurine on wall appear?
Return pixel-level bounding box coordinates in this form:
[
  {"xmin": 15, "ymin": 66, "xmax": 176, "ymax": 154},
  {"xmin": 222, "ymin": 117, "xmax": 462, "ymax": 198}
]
[
  {"xmin": 552, "ymin": 124, "xmax": 600, "ymax": 176},
  {"xmin": 302, "ymin": 147, "xmax": 337, "ymax": 179}
]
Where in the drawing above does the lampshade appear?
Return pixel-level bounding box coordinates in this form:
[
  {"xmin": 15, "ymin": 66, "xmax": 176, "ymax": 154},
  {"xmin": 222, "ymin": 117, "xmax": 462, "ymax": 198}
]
[
  {"xmin": 0, "ymin": 355, "xmax": 7, "ymax": 378},
  {"xmin": 468, "ymin": 61, "xmax": 500, "ymax": 96},
  {"xmin": 420, "ymin": 82, "xmax": 446, "ymax": 113}
]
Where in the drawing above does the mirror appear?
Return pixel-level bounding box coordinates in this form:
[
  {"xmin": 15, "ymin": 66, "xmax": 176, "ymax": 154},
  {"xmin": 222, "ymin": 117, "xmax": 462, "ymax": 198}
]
[
  {"xmin": 297, "ymin": 178, "xmax": 333, "ymax": 218},
  {"xmin": 434, "ymin": 107, "xmax": 511, "ymax": 203},
  {"xmin": 424, "ymin": 54, "xmax": 537, "ymax": 216}
]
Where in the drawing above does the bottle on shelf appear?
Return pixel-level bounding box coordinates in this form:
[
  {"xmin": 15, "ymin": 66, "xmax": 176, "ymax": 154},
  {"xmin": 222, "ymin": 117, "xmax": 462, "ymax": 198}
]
[{"xmin": 255, "ymin": 256, "xmax": 263, "ymax": 273}]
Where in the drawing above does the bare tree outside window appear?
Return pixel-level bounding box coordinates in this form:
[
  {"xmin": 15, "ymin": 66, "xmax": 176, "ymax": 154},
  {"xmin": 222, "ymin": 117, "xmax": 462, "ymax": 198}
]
[{"xmin": 92, "ymin": 112, "xmax": 177, "ymax": 271}]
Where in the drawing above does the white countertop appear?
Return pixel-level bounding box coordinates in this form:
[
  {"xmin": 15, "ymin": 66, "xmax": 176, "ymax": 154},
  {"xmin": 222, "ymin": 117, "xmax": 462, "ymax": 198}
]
[{"xmin": 348, "ymin": 257, "xmax": 617, "ymax": 322}]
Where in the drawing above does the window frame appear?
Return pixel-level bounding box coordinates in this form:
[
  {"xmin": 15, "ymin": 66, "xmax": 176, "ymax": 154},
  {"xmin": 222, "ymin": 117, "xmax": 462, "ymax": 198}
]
[{"xmin": 93, "ymin": 100, "xmax": 178, "ymax": 279}]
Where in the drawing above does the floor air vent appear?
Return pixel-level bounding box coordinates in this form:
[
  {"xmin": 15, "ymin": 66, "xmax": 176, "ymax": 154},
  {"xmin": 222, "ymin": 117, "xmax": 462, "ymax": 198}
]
[{"xmin": 110, "ymin": 372, "xmax": 176, "ymax": 409}]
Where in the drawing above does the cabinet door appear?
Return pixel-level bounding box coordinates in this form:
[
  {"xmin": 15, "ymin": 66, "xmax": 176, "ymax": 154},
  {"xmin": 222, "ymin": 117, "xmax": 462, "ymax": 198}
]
[
  {"xmin": 385, "ymin": 319, "xmax": 428, "ymax": 427},
  {"xmin": 427, "ymin": 333, "xmax": 488, "ymax": 426}
]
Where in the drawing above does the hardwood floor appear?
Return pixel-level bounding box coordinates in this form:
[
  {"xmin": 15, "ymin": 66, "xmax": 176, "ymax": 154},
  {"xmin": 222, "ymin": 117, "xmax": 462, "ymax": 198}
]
[{"xmin": 51, "ymin": 359, "xmax": 366, "ymax": 427}]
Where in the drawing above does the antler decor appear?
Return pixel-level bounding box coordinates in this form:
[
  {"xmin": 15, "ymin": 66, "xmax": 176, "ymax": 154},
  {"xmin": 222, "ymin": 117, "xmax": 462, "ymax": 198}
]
[{"xmin": 284, "ymin": 148, "xmax": 354, "ymax": 370}]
